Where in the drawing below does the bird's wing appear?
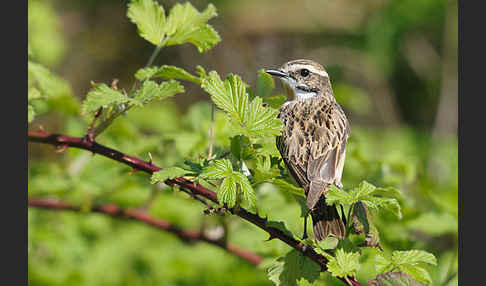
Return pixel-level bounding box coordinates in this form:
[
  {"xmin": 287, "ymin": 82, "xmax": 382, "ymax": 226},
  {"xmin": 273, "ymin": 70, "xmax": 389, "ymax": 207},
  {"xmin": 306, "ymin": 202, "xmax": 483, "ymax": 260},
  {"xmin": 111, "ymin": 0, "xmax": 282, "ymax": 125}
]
[
  {"xmin": 305, "ymin": 103, "xmax": 350, "ymax": 209},
  {"xmin": 276, "ymin": 134, "xmax": 310, "ymax": 189},
  {"xmin": 276, "ymin": 104, "xmax": 312, "ymax": 190}
]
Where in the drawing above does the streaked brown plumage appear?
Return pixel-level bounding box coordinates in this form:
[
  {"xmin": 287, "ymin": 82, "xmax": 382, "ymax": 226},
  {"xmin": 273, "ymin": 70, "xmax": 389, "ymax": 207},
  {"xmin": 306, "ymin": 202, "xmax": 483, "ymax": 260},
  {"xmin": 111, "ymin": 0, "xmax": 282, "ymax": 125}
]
[{"xmin": 266, "ymin": 59, "xmax": 349, "ymax": 241}]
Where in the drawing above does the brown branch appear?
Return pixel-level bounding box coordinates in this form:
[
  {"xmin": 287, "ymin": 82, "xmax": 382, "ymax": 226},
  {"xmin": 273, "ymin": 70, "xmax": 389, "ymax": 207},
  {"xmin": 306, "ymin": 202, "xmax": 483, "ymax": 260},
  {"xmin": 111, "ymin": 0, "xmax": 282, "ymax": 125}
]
[
  {"xmin": 28, "ymin": 130, "xmax": 362, "ymax": 285},
  {"xmin": 28, "ymin": 198, "xmax": 262, "ymax": 266}
]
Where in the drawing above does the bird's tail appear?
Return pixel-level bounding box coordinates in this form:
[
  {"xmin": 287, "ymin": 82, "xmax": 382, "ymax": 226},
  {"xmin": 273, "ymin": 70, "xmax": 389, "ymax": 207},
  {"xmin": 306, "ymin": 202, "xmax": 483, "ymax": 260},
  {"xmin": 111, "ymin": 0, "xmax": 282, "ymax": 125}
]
[{"xmin": 310, "ymin": 196, "xmax": 346, "ymax": 241}]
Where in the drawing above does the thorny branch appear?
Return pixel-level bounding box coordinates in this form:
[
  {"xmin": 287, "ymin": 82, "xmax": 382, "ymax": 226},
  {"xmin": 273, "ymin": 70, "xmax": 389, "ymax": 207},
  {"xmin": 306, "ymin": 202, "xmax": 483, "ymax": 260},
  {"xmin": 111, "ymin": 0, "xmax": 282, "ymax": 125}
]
[
  {"xmin": 28, "ymin": 198, "xmax": 262, "ymax": 266},
  {"xmin": 28, "ymin": 130, "xmax": 362, "ymax": 286}
]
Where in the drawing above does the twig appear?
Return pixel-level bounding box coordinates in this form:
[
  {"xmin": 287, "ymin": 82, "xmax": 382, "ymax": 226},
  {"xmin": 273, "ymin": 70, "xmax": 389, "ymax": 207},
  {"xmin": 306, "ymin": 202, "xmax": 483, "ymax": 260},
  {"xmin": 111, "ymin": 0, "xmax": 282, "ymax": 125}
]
[
  {"xmin": 207, "ymin": 103, "xmax": 215, "ymax": 159},
  {"xmin": 28, "ymin": 130, "xmax": 362, "ymax": 285},
  {"xmin": 28, "ymin": 198, "xmax": 262, "ymax": 266}
]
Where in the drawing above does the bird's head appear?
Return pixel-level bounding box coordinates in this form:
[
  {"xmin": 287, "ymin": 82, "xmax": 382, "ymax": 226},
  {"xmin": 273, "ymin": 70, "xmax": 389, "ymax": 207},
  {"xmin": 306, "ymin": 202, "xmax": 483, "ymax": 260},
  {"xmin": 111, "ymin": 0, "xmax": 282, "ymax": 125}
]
[{"xmin": 265, "ymin": 59, "xmax": 334, "ymax": 102}]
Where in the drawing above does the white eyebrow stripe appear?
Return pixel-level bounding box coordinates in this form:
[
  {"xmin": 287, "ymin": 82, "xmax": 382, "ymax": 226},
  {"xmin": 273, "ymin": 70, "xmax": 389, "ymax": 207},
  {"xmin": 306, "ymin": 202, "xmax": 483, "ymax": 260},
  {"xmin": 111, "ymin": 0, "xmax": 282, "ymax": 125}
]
[{"xmin": 291, "ymin": 64, "xmax": 328, "ymax": 78}]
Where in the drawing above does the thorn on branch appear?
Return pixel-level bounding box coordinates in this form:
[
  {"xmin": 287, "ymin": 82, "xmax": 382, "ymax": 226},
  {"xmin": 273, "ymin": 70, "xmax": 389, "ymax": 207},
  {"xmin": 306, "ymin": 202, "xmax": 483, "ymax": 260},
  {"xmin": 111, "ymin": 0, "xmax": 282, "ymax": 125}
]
[
  {"xmin": 203, "ymin": 206, "xmax": 226, "ymax": 216},
  {"xmin": 148, "ymin": 152, "xmax": 153, "ymax": 165},
  {"xmin": 128, "ymin": 169, "xmax": 138, "ymax": 175}
]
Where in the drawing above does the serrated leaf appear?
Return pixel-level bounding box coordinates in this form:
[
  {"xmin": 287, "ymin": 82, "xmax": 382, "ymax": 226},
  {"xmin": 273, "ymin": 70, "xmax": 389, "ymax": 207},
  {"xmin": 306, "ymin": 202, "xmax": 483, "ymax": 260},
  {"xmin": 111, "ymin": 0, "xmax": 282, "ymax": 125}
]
[
  {"xmin": 202, "ymin": 71, "xmax": 240, "ymax": 119},
  {"xmin": 132, "ymin": 80, "xmax": 184, "ymax": 105},
  {"xmin": 134, "ymin": 66, "xmax": 159, "ymax": 81},
  {"xmin": 369, "ymin": 272, "xmax": 427, "ymax": 286},
  {"xmin": 397, "ymin": 265, "xmax": 432, "ymax": 285},
  {"xmin": 165, "ymin": 3, "xmax": 220, "ymax": 52},
  {"xmin": 81, "ymin": 84, "xmax": 128, "ymax": 114},
  {"xmin": 28, "ymin": 105, "xmax": 35, "ymax": 123},
  {"xmin": 257, "ymin": 69, "xmax": 275, "ymax": 98},
  {"xmin": 202, "ymin": 71, "xmax": 282, "ymax": 139},
  {"xmin": 219, "ymin": 176, "xmax": 237, "ymax": 208},
  {"xmin": 153, "ymin": 65, "xmax": 201, "ymax": 84},
  {"xmin": 326, "ymin": 181, "xmax": 402, "ymax": 219},
  {"xmin": 245, "ymin": 96, "xmax": 283, "ymax": 137},
  {"xmin": 233, "ymin": 172, "xmax": 256, "ymax": 208},
  {"xmin": 391, "ymin": 250, "xmax": 437, "ymax": 267},
  {"xmin": 127, "ymin": 0, "xmax": 166, "ymax": 46},
  {"xmin": 201, "ymin": 159, "xmax": 233, "ymax": 179},
  {"xmin": 375, "ymin": 253, "xmax": 393, "ymax": 274},
  {"xmin": 376, "ymin": 250, "xmax": 437, "ymax": 285},
  {"xmin": 326, "ymin": 186, "xmax": 353, "ymax": 205},
  {"xmin": 150, "ymin": 167, "xmax": 188, "ymax": 184},
  {"xmin": 326, "ymin": 248, "xmax": 361, "ymax": 278}
]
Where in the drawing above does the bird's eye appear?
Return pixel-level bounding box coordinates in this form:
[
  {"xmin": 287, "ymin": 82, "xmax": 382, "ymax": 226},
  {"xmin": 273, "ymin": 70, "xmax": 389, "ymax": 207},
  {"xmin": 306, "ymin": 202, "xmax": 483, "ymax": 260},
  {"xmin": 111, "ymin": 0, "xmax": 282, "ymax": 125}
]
[{"xmin": 300, "ymin": 69, "xmax": 310, "ymax": 77}]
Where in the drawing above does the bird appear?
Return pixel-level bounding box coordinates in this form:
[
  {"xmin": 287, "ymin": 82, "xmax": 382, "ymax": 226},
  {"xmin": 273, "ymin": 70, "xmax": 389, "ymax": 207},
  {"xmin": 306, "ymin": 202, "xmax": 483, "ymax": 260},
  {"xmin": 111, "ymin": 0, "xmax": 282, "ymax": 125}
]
[{"xmin": 265, "ymin": 59, "xmax": 349, "ymax": 241}]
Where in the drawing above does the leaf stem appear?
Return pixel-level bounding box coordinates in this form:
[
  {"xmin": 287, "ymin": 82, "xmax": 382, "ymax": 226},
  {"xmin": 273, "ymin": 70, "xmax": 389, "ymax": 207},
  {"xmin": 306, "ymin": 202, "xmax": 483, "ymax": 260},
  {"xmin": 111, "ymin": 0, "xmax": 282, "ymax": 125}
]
[
  {"xmin": 208, "ymin": 103, "xmax": 215, "ymax": 159},
  {"xmin": 145, "ymin": 44, "xmax": 163, "ymax": 68}
]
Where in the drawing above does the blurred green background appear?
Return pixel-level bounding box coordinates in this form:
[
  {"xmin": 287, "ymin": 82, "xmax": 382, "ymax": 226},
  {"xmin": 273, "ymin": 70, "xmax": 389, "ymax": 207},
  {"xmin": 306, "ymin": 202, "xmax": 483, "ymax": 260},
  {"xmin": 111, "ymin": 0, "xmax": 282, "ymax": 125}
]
[{"xmin": 28, "ymin": 0, "xmax": 457, "ymax": 285}]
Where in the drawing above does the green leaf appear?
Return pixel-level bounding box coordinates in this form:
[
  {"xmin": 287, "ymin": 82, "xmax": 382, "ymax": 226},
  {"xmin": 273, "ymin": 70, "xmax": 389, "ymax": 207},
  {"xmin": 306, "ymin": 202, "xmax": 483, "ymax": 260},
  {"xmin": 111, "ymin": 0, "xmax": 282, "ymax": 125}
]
[
  {"xmin": 267, "ymin": 257, "xmax": 286, "ymax": 286},
  {"xmin": 202, "ymin": 72, "xmax": 241, "ymax": 119},
  {"xmin": 153, "ymin": 65, "xmax": 201, "ymax": 84},
  {"xmin": 200, "ymin": 159, "xmax": 255, "ymax": 208},
  {"xmin": 375, "ymin": 253, "xmax": 393, "ymax": 274},
  {"xmin": 202, "ymin": 71, "xmax": 283, "ymax": 139},
  {"xmin": 326, "ymin": 248, "xmax": 361, "ymax": 278},
  {"xmin": 233, "ymin": 172, "xmax": 256, "ymax": 208},
  {"xmin": 245, "ymin": 96, "xmax": 283, "ymax": 137},
  {"xmin": 151, "ymin": 167, "xmax": 188, "ymax": 184},
  {"xmin": 219, "ymin": 176, "xmax": 237, "ymax": 208},
  {"xmin": 132, "ymin": 80, "xmax": 184, "ymax": 105},
  {"xmin": 256, "ymin": 69, "xmax": 275, "ymax": 98},
  {"xmin": 28, "ymin": 105, "xmax": 36, "ymax": 123},
  {"xmin": 318, "ymin": 236, "xmax": 339, "ymax": 250},
  {"xmin": 267, "ymin": 250, "xmax": 320, "ymax": 286},
  {"xmin": 391, "ymin": 250, "xmax": 437, "ymax": 267},
  {"xmin": 375, "ymin": 250, "xmax": 437, "ymax": 285},
  {"xmin": 165, "ymin": 3, "xmax": 220, "ymax": 52},
  {"xmin": 397, "ymin": 265, "xmax": 432, "ymax": 285},
  {"xmin": 326, "ymin": 181, "xmax": 402, "ymax": 219},
  {"xmin": 201, "ymin": 159, "xmax": 233, "ymax": 179},
  {"xmin": 134, "ymin": 66, "xmax": 159, "ymax": 81},
  {"xmin": 127, "ymin": 0, "xmax": 166, "ymax": 46},
  {"xmin": 369, "ymin": 272, "xmax": 427, "ymax": 286},
  {"xmin": 81, "ymin": 84, "xmax": 128, "ymax": 114}
]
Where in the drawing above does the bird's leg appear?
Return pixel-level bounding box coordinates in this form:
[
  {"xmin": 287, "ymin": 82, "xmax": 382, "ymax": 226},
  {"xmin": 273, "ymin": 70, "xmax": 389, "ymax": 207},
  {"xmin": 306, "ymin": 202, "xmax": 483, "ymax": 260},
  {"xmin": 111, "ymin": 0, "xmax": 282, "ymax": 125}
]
[{"xmin": 302, "ymin": 212, "xmax": 309, "ymax": 240}]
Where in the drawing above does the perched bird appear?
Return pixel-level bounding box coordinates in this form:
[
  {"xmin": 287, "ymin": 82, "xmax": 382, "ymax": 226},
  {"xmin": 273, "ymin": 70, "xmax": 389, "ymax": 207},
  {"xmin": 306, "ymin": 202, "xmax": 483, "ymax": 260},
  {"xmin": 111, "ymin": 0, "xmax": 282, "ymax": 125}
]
[{"xmin": 265, "ymin": 59, "xmax": 349, "ymax": 241}]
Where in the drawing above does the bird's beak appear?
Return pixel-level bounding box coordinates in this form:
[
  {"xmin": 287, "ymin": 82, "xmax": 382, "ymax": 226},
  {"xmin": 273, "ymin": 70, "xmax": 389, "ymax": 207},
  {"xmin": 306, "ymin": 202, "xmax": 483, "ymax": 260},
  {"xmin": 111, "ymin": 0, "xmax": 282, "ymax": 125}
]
[{"xmin": 265, "ymin": 69, "xmax": 288, "ymax": 78}]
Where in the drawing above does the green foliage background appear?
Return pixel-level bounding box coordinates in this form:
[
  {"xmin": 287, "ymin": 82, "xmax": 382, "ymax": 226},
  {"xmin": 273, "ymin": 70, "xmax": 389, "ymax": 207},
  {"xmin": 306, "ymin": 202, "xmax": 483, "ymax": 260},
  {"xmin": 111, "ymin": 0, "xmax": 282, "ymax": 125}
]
[{"xmin": 28, "ymin": 0, "xmax": 457, "ymax": 285}]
